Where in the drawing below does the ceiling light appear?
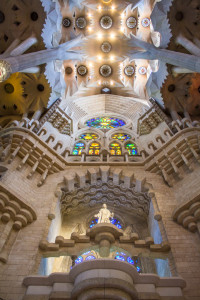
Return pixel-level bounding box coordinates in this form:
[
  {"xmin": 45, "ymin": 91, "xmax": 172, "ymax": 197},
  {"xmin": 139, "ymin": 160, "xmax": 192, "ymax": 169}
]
[
  {"xmin": 98, "ymin": 55, "xmax": 102, "ymax": 61},
  {"xmin": 98, "ymin": 80, "xmax": 101, "ymax": 85},
  {"xmin": 110, "ymin": 80, "xmax": 114, "ymax": 85},
  {"xmin": 97, "ymin": 33, "xmax": 103, "ymax": 39},
  {"xmin": 110, "ymin": 55, "xmax": 114, "ymax": 61},
  {"xmin": 98, "ymin": 5, "xmax": 102, "ymax": 11},
  {"xmin": 110, "ymin": 33, "xmax": 115, "ymax": 39},
  {"xmin": 88, "ymin": 27, "xmax": 92, "ymax": 32}
]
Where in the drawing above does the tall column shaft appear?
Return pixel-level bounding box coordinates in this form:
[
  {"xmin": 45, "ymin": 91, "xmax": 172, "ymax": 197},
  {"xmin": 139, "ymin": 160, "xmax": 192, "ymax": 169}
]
[
  {"xmin": 10, "ymin": 36, "xmax": 38, "ymax": 57},
  {"xmin": 176, "ymin": 35, "xmax": 200, "ymax": 56},
  {"xmin": 154, "ymin": 48, "xmax": 200, "ymax": 73}
]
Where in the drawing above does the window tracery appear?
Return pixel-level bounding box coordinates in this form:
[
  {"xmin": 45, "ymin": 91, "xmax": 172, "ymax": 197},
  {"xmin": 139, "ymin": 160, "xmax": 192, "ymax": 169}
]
[
  {"xmin": 109, "ymin": 142, "xmax": 122, "ymax": 155},
  {"xmin": 89, "ymin": 142, "xmax": 100, "ymax": 155},
  {"xmin": 86, "ymin": 117, "xmax": 125, "ymax": 129},
  {"xmin": 111, "ymin": 133, "xmax": 131, "ymax": 141},
  {"xmin": 79, "ymin": 133, "xmax": 99, "ymax": 140},
  {"xmin": 72, "ymin": 142, "xmax": 85, "ymax": 155},
  {"xmin": 125, "ymin": 142, "xmax": 137, "ymax": 155}
]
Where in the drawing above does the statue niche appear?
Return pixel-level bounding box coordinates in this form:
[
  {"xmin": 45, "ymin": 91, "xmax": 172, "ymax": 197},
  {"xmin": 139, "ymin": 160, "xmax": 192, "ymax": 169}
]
[{"xmin": 95, "ymin": 204, "xmax": 114, "ymax": 224}]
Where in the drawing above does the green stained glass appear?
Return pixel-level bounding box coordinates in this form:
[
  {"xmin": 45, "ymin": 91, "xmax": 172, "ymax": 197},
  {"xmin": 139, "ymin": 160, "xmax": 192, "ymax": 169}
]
[
  {"xmin": 79, "ymin": 133, "xmax": 99, "ymax": 140},
  {"xmin": 125, "ymin": 142, "xmax": 137, "ymax": 155},
  {"xmin": 110, "ymin": 142, "xmax": 122, "ymax": 155},
  {"xmin": 72, "ymin": 142, "xmax": 85, "ymax": 155},
  {"xmin": 112, "ymin": 133, "xmax": 131, "ymax": 141},
  {"xmin": 86, "ymin": 117, "xmax": 125, "ymax": 129}
]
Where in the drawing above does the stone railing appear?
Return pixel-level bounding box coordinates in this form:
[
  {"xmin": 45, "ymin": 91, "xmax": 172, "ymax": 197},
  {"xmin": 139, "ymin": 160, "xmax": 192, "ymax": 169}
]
[
  {"xmin": 23, "ymin": 259, "xmax": 186, "ymax": 300},
  {"xmin": 1, "ymin": 120, "xmax": 199, "ymax": 187},
  {"xmin": 39, "ymin": 223, "xmax": 170, "ymax": 258}
]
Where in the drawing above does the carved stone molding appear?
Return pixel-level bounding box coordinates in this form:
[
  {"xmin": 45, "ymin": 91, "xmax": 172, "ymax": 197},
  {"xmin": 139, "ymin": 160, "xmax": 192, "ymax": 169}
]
[
  {"xmin": 60, "ymin": 179, "xmax": 151, "ymax": 218},
  {"xmin": 23, "ymin": 259, "xmax": 186, "ymax": 300},
  {"xmin": 172, "ymin": 195, "xmax": 200, "ymax": 232},
  {"xmin": 0, "ymin": 183, "xmax": 37, "ymax": 263}
]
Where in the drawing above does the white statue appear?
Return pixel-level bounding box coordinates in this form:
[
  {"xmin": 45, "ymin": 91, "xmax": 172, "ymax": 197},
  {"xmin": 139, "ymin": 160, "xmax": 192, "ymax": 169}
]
[{"xmin": 95, "ymin": 204, "xmax": 114, "ymax": 224}]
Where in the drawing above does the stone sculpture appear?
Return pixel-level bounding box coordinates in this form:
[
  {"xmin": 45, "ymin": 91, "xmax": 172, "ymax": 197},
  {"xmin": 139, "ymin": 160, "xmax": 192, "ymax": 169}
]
[{"xmin": 95, "ymin": 204, "xmax": 114, "ymax": 223}]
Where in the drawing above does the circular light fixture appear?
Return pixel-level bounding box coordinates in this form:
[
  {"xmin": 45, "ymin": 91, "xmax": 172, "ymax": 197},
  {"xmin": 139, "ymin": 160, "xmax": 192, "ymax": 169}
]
[
  {"xmin": 100, "ymin": 15, "xmax": 113, "ymax": 29},
  {"xmin": 77, "ymin": 65, "xmax": 88, "ymax": 76},
  {"xmin": 138, "ymin": 66, "xmax": 147, "ymax": 75},
  {"xmin": 30, "ymin": 12, "xmax": 38, "ymax": 21},
  {"xmin": 168, "ymin": 84, "xmax": 176, "ymax": 92},
  {"xmin": 141, "ymin": 17, "xmax": 150, "ymax": 27},
  {"xmin": 62, "ymin": 18, "xmax": 71, "ymax": 28},
  {"xmin": 126, "ymin": 16, "xmax": 137, "ymax": 29},
  {"xmin": 65, "ymin": 66, "xmax": 73, "ymax": 75},
  {"xmin": 4, "ymin": 83, "xmax": 14, "ymax": 94},
  {"xmin": 99, "ymin": 65, "xmax": 112, "ymax": 77},
  {"xmin": 37, "ymin": 84, "xmax": 45, "ymax": 92},
  {"xmin": 101, "ymin": 41, "xmax": 112, "ymax": 53},
  {"xmin": 76, "ymin": 17, "xmax": 87, "ymax": 29},
  {"xmin": 124, "ymin": 65, "xmax": 135, "ymax": 77}
]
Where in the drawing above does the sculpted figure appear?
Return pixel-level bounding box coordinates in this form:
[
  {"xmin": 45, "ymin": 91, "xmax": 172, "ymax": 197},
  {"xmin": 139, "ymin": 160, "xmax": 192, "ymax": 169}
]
[{"xmin": 95, "ymin": 204, "xmax": 114, "ymax": 223}]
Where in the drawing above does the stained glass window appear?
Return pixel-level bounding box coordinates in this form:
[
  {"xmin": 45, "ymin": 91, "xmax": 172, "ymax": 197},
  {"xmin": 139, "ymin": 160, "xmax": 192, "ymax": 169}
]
[
  {"xmin": 85, "ymin": 255, "xmax": 96, "ymax": 261},
  {"xmin": 74, "ymin": 251, "xmax": 97, "ymax": 267},
  {"xmin": 86, "ymin": 117, "xmax": 125, "ymax": 129},
  {"xmin": 110, "ymin": 142, "xmax": 122, "ymax": 155},
  {"xmin": 114, "ymin": 252, "xmax": 141, "ymax": 272},
  {"xmin": 72, "ymin": 142, "xmax": 85, "ymax": 155},
  {"xmin": 89, "ymin": 142, "xmax": 100, "ymax": 155},
  {"xmin": 79, "ymin": 133, "xmax": 99, "ymax": 140},
  {"xmin": 110, "ymin": 218, "xmax": 122, "ymax": 229},
  {"xmin": 125, "ymin": 142, "xmax": 137, "ymax": 155},
  {"xmin": 75, "ymin": 256, "xmax": 83, "ymax": 264},
  {"xmin": 90, "ymin": 219, "xmax": 98, "ymax": 228},
  {"xmin": 112, "ymin": 133, "xmax": 131, "ymax": 141},
  {"xmin": 89, "ymin": 218, "xmax": 122, "ymax": 229}
]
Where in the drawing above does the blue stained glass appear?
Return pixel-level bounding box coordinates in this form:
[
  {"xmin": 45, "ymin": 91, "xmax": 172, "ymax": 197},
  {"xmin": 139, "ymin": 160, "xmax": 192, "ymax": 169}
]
[
  {"xmin": 85, "ymin": 255, "xmax": 96, "ymax": 261},
  {"xmin": 137, "ymin": 266, "xmax": 141, "ymax": 272},
  {"xmin": 90, "ymin": 219, "xmax": 98, "ymax": 228},
  {"xmin": 82, "ymin": 251, "xmax": 91, "ymax": 255},
  {"xmin": 127, "ymin": 257, "xmax": 134, "ymax": 265},
  {"xmin": 75, "ymin": 256, "xmax": 83, "ymax": 264},
  {"xmin": 115, "ymin": 255, "xmax": 125, "ymax": 261},
  {"xmin": 110, "ymin": 218, "xmax": 122, "ymax": 229}
]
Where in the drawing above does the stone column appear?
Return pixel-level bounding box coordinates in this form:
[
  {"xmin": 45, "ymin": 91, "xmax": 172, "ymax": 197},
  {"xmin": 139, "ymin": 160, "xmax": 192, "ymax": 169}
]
[
  {"xmin": 10, "ymin": 35, "xmax": 38, "ymax": 57},
  {"xmin": 176, "ymin": 35, "xmax": 200, "ymax": 56},
  {"xmin": 0, "ymin": 36, "xmax": 83, "ymax": 82},
  {"xmin": 129, "ymin": 36, "xmax": 200, "ymax": 72}
]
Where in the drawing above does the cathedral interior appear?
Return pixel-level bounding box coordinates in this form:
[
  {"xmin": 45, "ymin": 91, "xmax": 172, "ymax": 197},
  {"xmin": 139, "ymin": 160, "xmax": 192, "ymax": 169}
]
[{"xmin": 0, "ymin": 0, "xmax": 200, "ymax": 299}]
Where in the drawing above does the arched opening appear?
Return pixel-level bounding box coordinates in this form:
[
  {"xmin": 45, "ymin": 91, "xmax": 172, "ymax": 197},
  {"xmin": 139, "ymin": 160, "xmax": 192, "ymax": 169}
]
[
  {"xmin": 72, "ymin": 142, "xmax": 85, "ymax": 155},
  {"xmin": 125, "ymin": 141, "xmax": 137, "ymax": 155},
  {"xmin": 88, "ymin": 142, "xmax": 101, "ymax": 155},
  {"xmin": 109, "ymin": 142, "xmax": 122, "ymax": 155}
]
